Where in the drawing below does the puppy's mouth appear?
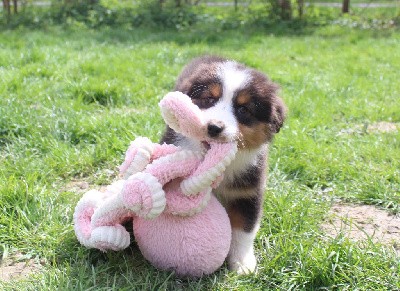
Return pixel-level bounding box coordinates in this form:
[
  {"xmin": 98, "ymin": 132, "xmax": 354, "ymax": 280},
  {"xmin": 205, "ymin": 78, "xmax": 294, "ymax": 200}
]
[
  {"xmin": 201, "ymin": 141, "xmax": 211, "ymax": 150},
  {"xmin": 201, "ymin": 135, "xmax": 236, "ymax": 149}
]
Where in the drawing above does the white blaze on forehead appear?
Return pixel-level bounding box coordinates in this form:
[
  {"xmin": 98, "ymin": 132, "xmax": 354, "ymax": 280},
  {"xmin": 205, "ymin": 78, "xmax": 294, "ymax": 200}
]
[
  {"xmin": 217, "ymin": 61, "xmax": 250, "ymax": 101},
  {"xmin": 200, "ymin": 62, "xmax": 251, "ymax": 142}
]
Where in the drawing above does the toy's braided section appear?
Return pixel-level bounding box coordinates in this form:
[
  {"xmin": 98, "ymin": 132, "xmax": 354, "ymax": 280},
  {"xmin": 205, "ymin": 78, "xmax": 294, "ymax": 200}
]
[
  {"xmin": 119, "ymin": 137, "xmax": 154, "ymax": 179},
  {"xmin": 180, "ymin": 142, "xmax": 238, "ymax": 196}
]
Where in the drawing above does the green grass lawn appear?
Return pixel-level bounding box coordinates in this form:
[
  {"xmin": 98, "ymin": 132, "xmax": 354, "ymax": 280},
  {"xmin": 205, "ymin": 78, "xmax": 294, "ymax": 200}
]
[{"xmin": 0, "ymin": 22, "xmax": 399, "ymax": 289}]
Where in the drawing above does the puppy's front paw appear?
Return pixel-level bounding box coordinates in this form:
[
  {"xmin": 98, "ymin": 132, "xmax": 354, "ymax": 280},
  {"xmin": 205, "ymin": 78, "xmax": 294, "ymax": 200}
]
[{"xmin": 228, "ymin": 251, "xmax": 257, "ymax": 275}]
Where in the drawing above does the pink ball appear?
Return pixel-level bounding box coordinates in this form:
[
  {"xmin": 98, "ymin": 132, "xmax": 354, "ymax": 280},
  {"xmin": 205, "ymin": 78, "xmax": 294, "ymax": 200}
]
[{"xmin": 133, "ymin": 195, "xmax": 231, "ymax": 277}]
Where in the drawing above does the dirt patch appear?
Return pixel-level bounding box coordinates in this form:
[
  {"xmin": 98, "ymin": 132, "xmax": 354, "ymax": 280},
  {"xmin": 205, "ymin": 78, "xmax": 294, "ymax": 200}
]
[
  {"xmin": 367, "ymin": 122, "xmax": 399, "ymax": 133},
  {"xmin": 0, "ymin": 253, "xmax": 44, "ymax": 282},
  {"xmin": 322, "ymin": 204, "xmax": 400, "ymax": 253},
  {"xmin": 63, "ymin": 169, "xmax": 118, "ymax": 195},
  {"xmin": 0, "ymin": 261, "xmax": 42, "ymax": 282},
  {"xmin": 338, "ymin": 121, "xmax": 399, "ymax": 135},
  {"xmin": 63, "ymin": 180, "xmax": 91, "ymax": 194}
]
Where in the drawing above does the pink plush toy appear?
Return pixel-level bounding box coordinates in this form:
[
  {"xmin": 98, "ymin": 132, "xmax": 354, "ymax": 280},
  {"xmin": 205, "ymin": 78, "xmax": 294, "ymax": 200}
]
[{"xmin": 73, "ymin": 92, "xmax": 238, "ymax": 277}]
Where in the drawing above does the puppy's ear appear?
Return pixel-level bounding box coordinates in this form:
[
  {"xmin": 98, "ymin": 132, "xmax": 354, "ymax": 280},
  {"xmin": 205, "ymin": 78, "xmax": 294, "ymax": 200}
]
[{"xmin": 270, "ymin": 97, "xmax": 287, "ymax": 133}]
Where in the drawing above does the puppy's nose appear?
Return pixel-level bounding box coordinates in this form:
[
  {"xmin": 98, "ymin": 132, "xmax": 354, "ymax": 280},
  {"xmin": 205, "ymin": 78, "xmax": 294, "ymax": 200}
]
[{"xmin": 207, "ymin": 121, "xmax": 225, "ymax": 138}]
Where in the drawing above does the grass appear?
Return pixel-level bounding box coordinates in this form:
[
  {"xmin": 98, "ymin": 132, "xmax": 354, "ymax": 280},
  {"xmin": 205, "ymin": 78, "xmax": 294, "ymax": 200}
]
[{"xmin": 0, "ymin": 20, "xmax": 399, "ymax": 289}]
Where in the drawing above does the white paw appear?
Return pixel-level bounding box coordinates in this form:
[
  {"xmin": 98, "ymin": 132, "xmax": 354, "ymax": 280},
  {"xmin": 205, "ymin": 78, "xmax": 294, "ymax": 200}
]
[
  {"xmin": 228, "ymin": 252, "xmax": 257, "ymax": 275},
  {"xmin": 228, "ymin": 228, "xmax": 259, "ymax": 275}
]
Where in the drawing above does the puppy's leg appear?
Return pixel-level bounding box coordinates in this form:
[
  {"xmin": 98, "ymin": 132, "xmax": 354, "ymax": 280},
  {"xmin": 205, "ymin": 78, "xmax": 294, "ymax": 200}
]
[{"xmin": 227, "ymin": 197, "xmax": 261, "ymax": 274}]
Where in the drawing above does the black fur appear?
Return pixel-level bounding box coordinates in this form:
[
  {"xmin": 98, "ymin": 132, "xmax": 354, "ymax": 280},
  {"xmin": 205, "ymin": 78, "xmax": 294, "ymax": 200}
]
[{"xmin": 229, "ymin": 197, "xmax": 262, "ymax": 232}]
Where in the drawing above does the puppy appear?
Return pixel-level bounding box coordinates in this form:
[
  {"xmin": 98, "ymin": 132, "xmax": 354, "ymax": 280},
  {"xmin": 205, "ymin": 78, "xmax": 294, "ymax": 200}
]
[{"xmin": 161, "ymin": 56, "xmax": 286, "ymax": 274}]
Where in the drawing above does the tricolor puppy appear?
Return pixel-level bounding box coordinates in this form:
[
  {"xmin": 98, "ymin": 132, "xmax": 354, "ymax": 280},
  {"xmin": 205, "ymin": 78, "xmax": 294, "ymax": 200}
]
[{"xmin": 161, "ymin": 56, "xmax": 287, "ymax": 274}]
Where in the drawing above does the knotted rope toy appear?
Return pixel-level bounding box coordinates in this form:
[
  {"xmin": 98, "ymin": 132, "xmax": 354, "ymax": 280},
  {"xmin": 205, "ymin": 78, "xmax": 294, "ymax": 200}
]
[{"xmin": 73, "ymin": 92, "xmax": 238, "ymax": 277}]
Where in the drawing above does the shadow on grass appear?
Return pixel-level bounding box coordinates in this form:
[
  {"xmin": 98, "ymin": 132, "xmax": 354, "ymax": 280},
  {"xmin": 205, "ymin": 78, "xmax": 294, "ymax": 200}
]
[
  {"xmin": 14, "ymin": 22, "xmax": 395, "ymax": 52},
  {"xmin": 2, "ymin": 13, "xmax": 397, "ymax": 52},
  {"xmin": 86, "ymin": 20, "xmax": 329, "ymax": 47}
]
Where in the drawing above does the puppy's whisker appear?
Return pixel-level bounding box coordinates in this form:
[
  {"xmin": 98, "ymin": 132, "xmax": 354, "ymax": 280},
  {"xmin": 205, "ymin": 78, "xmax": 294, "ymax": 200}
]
[
  {"xmin": 189, "ymin": 84, "xmax": 208, "ymax": 99},
  {"xmin": 235, "ymin": 132, "xmax": 246, "ymax": 149}
]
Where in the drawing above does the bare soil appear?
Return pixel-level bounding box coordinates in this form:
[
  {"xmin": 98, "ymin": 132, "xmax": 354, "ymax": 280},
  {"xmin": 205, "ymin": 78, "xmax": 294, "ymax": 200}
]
[
  {"xmin": 366, "ymin": 121, "xmax": 399, "ymax": 133},
  {"xmin": 338, "ymin": 121, "xmax": 399, "ymax": 135},
  {"xmin": 0, "ymin": 253, "xmax": 44, "ymax": 282},
  {"xmin": 63, "ymin": 180, "xmax": 90, "ymax": 194},
  {"xmin": 322, "ymin": 204, "xmax": 400, "ymax": 253}
]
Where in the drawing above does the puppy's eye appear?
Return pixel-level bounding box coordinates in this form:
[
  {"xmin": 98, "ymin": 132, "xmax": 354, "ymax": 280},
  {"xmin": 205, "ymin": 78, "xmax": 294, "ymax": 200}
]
[
  {"xmin": 193, "ymin": 97, "xmax": 216, "ymax": 109},
  {"xmin": 236, "ymin": 105, "xmax": 250, "ymax": 116},
  {"xmin": 205, "ymin": 97, "xmax": 217, "ymax": 105}
]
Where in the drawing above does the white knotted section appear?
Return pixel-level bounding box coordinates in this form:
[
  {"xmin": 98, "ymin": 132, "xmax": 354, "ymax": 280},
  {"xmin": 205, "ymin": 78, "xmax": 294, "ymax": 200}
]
[
  {"xmin": 180, "ymin": 143, "xmax": 238, "ymax": 196},
  {"xmin": 122, "ymin": 172, "xmax": 167, "ymax": 219},
  {"xmin": 122, "ymin": 137, "xmax": 155, "ymax": 179},
  {"xmin": 144, "ymin": 149, "xmax": 204, "ymax": 185},
  {"xmin": 90, "ymin": 225, "xmax": 131, "ymax": 251}
]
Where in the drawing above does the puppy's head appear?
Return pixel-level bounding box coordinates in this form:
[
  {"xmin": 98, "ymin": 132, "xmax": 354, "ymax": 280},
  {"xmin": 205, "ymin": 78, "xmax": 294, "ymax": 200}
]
[{"xmin": 175, "ymin": 56, "xmax": 287, "ymax": 150}]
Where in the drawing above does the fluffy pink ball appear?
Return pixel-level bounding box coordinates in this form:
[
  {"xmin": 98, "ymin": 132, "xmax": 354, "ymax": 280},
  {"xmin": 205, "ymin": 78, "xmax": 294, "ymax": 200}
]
[{"xmin": 133, "ymin": 195, "xmax": 231, "ymax": 277}]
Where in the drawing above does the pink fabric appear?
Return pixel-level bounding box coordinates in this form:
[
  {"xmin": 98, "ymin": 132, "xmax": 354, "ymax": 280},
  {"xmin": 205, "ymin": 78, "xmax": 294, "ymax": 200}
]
[
  {"xmin": 164, "ymin": 181, "xmax": 209, "ymax": 215},
  {"xmin": 139, "ymin": 188, "xmax": 154, "ymax": 217},
  {"xmin": 151, "ymin": 143, "xmax": 179, "ymax": 160},
  {"xmin": 190, "ymin": 142, "xmax": 235, "ymax": 177},
  {"xmin": 145, "ymin": 154, "xmax": 200, "ymax": 186},
  {"xmin": 92, "ymin": 210, "xmax": 133, "ymax": 228},
  {"xmin": 121, "ymin": 176, "xmax": 164, "ymax": 217},
  {"xmin": 133, "ymin": 195, "xmax": 231, "ymax": 277},
  {"xmin": 119, "ymin": 145, "xmax": 139, "ymax": 174},
  {"xmin": 75, "ymin": 206, "xmax": 95, "ymax": 240},
  {"xmin": 159, "ymin": 92, "xmax": 205, "ymax": 140},
  {"xmin": 121, "ymin": 179, "xmax": 149, "ymax": 208}
]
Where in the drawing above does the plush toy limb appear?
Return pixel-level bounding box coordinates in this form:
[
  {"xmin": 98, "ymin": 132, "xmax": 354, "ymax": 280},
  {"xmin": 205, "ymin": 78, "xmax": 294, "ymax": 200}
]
[
  {"xmin": 73, "ymin": 182, "xmax": 133, "ymax": 251},
  {"xmin": 90, "ymin": 180, "xmax": 136, "ymax": 226},
  {"xmin": 119, "ymin": 137, "xmax": 155, "ymax": 179},
  {"xmin": 165, "ymin": 184, "xmax": 213, "ymax": 216},
  {"xmin": 120, "ymin": 149, "xmax": 203, "ymax": 218},
  {"xmin": 144, "ymin": 150, "xmax": 203, "ymax": 185},
  {"xmin": 120, "ymin": 172, "xmax": 166, "ymax": 219},
  {"xmin": 162, "ymin": 143, "xmax": 237, "ymax": 216},
  {"xmin": 159, "ymin": 92, "xmax": 206, "ymax": 141},
  {"xmin": 151, "ymin": 143, "xmax": 181, "ymax": 161},
  {"xmin": 180, "ymin": 142, "xmax": 238, "ymax": 196},
  {"xmin": 90, "ymin": 225, "xmax": 131, "ymax": 252},
  {"xmin": 119, "ymin": 137, "xmax": 181, "ymax": 180},
  {"xmin": 73, "ymin": 189, "xmax": 106, "ymax": 248}
]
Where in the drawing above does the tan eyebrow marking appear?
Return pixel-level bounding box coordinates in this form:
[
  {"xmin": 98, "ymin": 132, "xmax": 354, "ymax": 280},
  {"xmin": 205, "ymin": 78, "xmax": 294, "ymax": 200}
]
[
  {"xmin": 236, "ymin": 91, "xmax": 252, "ymax": 105},
  {"xmin": 209, "ymin": 83, "xmax": 222, "ymax": 99}
]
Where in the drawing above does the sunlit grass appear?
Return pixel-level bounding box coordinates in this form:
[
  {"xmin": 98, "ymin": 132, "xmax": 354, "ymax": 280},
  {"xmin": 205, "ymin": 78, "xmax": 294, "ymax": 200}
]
[{"xmin": 0, "ymin": 24, "xmax": 399, "ymax": 289}]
